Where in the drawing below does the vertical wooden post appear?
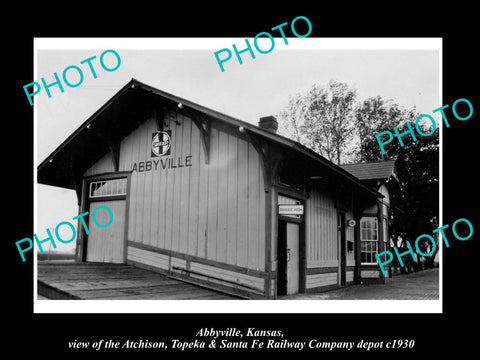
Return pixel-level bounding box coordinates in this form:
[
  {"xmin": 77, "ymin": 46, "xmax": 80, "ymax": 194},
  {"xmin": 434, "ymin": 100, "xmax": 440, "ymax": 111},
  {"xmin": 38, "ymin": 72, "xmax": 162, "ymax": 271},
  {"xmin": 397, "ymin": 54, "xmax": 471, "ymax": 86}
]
[
  {"xmin": 299, "ymin": 204, "xmax": 306, "ymax": 294},
  {"xmin": 68, "ymin": 159, "xmax": 82, "ymax": 206},
  {"xmin": 75, "ymin": 178, "xmax": 89, "ymax": 263},
  {"xmin": 353, "ymin": 202, "xmax": 362, "ymax": 284},
  {"xmin": 264, "ymin": 187, "xmax": 273, "ymax": 298},
  {"xmin": 377, "ymin": 199, "xmax": 386, "ymax": 281},
  {"xmin": 354, "ymin": 217, "xmax": 362, "ymax": 284},
  {"xmin": 243, "ymin": 133, "xmax": 285, "ymax": 299}
]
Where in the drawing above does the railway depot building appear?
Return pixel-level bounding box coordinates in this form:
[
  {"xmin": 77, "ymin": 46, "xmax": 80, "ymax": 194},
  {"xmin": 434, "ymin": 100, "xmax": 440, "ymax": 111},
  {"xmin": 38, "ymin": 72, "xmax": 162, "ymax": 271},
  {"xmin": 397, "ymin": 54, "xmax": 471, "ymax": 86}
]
[{"xmin": 38, "ymin": 79, "xmax": 396, "ymax": 299}]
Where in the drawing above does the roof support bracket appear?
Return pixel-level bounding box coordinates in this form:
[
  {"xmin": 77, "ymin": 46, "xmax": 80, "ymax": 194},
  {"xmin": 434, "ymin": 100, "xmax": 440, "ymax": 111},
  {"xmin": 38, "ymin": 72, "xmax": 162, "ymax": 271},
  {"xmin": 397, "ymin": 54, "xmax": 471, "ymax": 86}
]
[
  {"xmin": 182, "ymin": 108, "xmax": 211, "ymax": 164},
  {"xmin": 109, "ymin": 142, "xmax": 120, "ymax": 172},
  {"xmin": 88, "ymin": 127, "xmax": 120, "ymax": 172},
  {"xmin": 244, "ymin": 131, "xmax": 283, "ymax": 193},
  {"xmin": 151, "ymin": 95, "xmax": 168, "ymax": 132},
  {"xmin": 154, "ymin": 105, "xmax": 165, "ymax": 132},
  {"xmin": 67, "ymin": 158, "xmax": 83, "ymax": 205}
]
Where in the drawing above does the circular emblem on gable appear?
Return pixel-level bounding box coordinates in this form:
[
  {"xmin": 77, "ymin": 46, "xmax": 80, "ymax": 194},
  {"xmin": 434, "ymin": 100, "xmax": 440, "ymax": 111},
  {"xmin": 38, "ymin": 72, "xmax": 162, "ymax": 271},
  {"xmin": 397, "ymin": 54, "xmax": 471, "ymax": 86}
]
[{"xmin": 151, "ymin": 131, "xmax": 171, "ymax": 157}]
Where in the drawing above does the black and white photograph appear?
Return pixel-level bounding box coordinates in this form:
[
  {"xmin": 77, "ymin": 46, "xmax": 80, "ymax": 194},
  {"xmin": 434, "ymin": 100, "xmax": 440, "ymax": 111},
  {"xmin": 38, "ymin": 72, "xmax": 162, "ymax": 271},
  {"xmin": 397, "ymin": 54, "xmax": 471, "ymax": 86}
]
[
  {"xmin": 8, "ymin": 8, "xmax": 478, "ymax": 357},
  {"xmin": 33, "ymin": 38, "xmax": 441, "ymax": 312}
]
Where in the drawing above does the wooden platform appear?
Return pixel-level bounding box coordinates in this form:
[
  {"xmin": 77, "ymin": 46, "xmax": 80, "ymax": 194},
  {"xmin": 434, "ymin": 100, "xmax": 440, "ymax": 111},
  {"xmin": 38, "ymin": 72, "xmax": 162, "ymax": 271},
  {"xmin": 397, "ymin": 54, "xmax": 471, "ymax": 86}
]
[{"xmin": 37, "ymin": 262, "xmax": 237, "ymax": 300}]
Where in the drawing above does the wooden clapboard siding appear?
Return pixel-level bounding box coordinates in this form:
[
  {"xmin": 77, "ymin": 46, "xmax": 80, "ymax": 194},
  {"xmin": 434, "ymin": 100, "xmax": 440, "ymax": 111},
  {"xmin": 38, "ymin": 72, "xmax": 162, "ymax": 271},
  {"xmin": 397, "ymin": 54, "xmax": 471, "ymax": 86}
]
[
  {"xmin": 305, "ymin": 187, "xmax": 337, "ymax": 267},
  {"xmin": 227, "ymin": 134, "xmax": 237, "ymax": 265},
  {"xmin": 171, "ymin": 115, "xmax": 183, "ymax": 253},
  {"xmin": 128, "ymin": 246, "xmax": 171, "ymax": 270},
  {"xmin": 361, "ymin": 270, "xmax": 380, "ymax": 278},
  {"xmin": 216, "ymin": 131, "xmax": 228, "ymax": 262},
  {"xmin": 278, "ymin": 195, "xmax": 298, "ymax": 205},
  {"xmin": 150, "ymin": 128, "xmax": 162, "ymax": 250},
  {"xmin": 189, "ymin": 261, "xmax": 264, "ymax": 292},
  {"xmin": 306, "ymin": 272, "xmax": 337, "ymax": 289},
  {"xmin": 126, "ymin": 243, "xmax": 267, "ymax": 294},
  {"xmin": 379, "ymin": 183, "xmax": 390, "ymax": 215},
  {"xmin": 84, "ymin": 111, "xmax": 266, "ymax": 272},
  {"xmin": 188, "ymin": 120, "xmax": 201, "ymax": 257},
  {"xmin": 178, "ymin": 117, "xmax": 190, "ymax": 255},
  {"xmin": 206, "ymin": 126, "xmax": 219, "ymax": 261},
  {"xmin": 128, "ymin": 246, "xmax": 189, "ymax": 271},
  {"xmin": 346, "ymin": 270, "xmax": 354, "ymax": 283},
  {"xmin": 134, "ymin": 114, "xmax": 145, "ymax": 245},
  {"xmin": 247, "ymin": 145, "xmax": 264, "ymax": 270},
  {"xmin": 143, "ymin": 119, "xmax": 155, "ymax": 248},
  {"xmin": 84, "ymin": 151, "xmax": 115, "ymax": 176},
  {"xmin": 237, "ymin": 139, "xmax": 249, "ymax": 268}
]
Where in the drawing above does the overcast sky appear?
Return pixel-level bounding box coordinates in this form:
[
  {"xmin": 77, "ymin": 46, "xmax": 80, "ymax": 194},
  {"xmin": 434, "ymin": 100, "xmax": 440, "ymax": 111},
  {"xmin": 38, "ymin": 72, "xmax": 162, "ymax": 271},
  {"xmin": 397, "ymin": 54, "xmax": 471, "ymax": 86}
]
[{"xmin": 35, "ymin": 38, "xmax": 441, "ymax": 253}]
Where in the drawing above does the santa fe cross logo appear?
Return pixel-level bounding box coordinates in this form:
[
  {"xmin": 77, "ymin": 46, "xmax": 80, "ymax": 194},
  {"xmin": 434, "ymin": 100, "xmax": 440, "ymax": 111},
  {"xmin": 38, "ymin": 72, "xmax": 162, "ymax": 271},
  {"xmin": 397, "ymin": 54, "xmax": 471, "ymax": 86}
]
[{"xmin": 151, "ymin": 131, "xmax": 171, "ymax": 157}]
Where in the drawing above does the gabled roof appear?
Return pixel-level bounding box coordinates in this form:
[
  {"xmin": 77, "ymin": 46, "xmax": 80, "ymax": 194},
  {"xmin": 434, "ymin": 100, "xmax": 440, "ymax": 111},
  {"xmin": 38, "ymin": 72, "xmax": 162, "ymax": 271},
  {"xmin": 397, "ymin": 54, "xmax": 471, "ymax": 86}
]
[
  {"xmin": 340, "ymin": 160, "xmax": 398, "ymax": 182},
  {"xmin": 38, "ymin": 78, "xmax": 381, "ymax": 200}
]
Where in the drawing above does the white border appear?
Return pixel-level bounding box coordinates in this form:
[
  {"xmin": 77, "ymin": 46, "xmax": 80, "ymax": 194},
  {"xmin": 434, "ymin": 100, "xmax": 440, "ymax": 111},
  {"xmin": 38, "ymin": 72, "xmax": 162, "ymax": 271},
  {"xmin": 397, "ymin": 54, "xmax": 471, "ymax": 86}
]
[
  {"xmin": 34, "ymin": 37, "xmax": 442, "ymax": 314},
  {"xmin": 34, "ymin": 37, "xmax": 442, "ymax": 50}
]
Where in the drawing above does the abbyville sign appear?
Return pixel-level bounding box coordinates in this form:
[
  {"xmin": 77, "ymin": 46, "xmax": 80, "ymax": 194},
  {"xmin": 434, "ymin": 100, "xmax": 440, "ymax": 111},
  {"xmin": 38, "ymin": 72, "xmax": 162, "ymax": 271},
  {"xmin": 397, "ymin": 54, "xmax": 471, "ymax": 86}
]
[
  {"xmin": 132, "ymin": 130, "xmax": 192, "ymax": 173},
  {"xmin": 132, "ymin": 157, "xmax": 193, "ymax": 173}
]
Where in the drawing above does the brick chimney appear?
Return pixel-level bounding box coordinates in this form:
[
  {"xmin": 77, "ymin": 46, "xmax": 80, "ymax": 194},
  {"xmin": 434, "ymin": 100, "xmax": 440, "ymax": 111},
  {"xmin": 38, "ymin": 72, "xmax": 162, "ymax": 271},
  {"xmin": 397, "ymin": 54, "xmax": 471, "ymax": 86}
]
[{"xmin": 258, "ymin": 115, "xmax": 278, "ymax": 133}]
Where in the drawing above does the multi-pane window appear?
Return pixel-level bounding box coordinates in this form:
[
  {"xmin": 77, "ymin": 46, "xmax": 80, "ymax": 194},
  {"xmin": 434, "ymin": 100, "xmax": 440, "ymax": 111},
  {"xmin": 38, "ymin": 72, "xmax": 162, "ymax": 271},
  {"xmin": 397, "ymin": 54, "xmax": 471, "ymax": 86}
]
[
  {"xmin": 89, "ymin": 178, "xmax": 127, "ymax": 198},
  {"xmin": 360, "ymin": 217, "xmax": 378, "ymax": 264}
]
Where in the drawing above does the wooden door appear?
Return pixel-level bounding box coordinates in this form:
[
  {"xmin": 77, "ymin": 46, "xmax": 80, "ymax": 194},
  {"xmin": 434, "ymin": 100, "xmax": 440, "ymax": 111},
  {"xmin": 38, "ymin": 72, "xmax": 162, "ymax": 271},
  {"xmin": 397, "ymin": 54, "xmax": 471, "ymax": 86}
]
[
  {"xmin": 286, "ymin": 222, "xmax": 300, "ymax": 295},
  {"xmin": 86, "ymin": 200, "xmax": 126, "ymax": 263}
]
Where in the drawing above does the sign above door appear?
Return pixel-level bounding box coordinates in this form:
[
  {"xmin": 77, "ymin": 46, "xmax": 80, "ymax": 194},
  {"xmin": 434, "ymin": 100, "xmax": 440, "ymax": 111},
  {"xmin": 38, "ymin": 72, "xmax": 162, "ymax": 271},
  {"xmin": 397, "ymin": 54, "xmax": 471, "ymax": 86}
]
[{"xmin": 278, "ymin": 205, "xmax": 304, "ymax": 215}]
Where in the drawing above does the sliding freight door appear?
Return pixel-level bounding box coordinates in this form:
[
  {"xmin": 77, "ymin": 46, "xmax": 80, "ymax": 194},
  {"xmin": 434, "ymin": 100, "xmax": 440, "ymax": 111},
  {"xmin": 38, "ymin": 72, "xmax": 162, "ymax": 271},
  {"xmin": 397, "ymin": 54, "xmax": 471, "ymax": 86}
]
[{"xmin": 86, "ymin": 178, "xmax": 128, "ymax": 263}]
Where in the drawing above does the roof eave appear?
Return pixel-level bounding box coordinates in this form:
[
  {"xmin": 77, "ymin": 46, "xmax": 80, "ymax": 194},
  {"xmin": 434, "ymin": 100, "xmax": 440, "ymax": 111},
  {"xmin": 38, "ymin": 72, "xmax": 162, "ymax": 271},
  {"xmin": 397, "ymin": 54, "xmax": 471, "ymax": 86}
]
[
  {"xmin": 38, "ymin": 79, "xmax": 138, "ymax": 172},
  {"xmin": 37, "ymin": 78, "xmax": 383, "ymax": 199}
]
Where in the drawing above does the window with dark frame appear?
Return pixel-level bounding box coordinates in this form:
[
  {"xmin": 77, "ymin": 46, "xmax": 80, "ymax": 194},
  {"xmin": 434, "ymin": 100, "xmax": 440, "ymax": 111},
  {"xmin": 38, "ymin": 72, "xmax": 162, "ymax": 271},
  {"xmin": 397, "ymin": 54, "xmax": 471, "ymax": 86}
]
[{"xmin": 360, "ymin": 217, "xmax": 378, "ymax": 264}]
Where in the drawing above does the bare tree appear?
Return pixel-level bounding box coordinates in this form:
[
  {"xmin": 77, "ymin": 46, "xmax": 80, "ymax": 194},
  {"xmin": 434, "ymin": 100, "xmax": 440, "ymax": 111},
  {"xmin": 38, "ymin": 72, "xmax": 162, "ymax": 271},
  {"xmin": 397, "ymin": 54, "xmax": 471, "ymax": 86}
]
[{"xmin": 277, "ymin": 80, "xmax": 357, "ymax": 165}]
